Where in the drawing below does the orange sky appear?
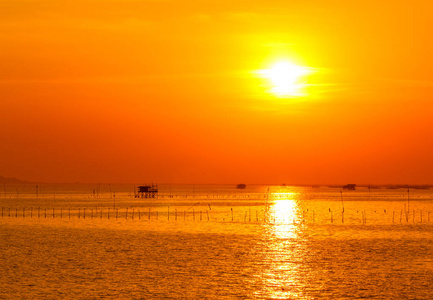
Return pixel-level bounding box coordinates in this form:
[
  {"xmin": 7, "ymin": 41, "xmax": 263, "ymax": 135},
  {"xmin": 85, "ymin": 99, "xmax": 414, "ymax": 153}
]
[{"xmin": 1, "ymin": 0, "xmax": 433, "ymax": 184}]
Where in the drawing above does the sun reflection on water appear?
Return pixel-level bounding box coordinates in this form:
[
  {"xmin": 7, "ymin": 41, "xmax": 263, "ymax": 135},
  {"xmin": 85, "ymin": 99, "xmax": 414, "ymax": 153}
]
[
  {"xmin": 269, "ymin": 200, "xmax": 298, "ymax": 240},
  {"xmin": 266, "ymin": 189, "xmax": 302, "ymax": 239},
  {"xmin": 255, "ymin": 188, "xmax": 306, "ymax": 299}
]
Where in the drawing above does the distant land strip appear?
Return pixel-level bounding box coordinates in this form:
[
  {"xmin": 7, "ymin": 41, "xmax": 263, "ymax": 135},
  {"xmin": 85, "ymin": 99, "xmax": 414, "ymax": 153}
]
[{"xmin": 0, "ymin": 175, "xmax": 31, "ymax": 184}]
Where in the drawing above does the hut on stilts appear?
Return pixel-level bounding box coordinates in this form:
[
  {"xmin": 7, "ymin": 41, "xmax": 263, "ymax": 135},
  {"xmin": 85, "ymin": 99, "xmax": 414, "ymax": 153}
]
[{"xmin": 136, "ymin": 184, "xmax": 158, "ymax": 198}]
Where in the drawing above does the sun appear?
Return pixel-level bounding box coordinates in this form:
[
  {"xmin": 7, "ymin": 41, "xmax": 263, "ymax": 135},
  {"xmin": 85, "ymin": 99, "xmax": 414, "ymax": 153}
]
[{"xmin": 258, "ymin": 61, "xmax": 311, "ymax": 97}]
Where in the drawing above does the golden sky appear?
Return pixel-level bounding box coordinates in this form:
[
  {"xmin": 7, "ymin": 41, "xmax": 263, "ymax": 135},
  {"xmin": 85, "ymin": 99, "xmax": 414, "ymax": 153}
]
[{"xmin": 1, "ymin": 0, "xmax": 432, "ymax": 184}]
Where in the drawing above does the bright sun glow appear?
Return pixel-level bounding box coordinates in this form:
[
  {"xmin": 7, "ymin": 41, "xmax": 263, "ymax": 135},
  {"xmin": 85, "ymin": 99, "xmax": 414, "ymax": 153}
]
[{"xmin": 259, "ymin": 61, "xmax": 311, "ymax": 97}]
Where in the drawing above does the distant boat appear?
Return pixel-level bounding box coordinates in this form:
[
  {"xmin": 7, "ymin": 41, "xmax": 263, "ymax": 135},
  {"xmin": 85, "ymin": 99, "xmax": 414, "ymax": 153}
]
[
  {"xmin": 368, "ymin": 185, "xmax": 381, "ymax": 189},
  {"xmin": 236, "ymin": 184, "xmax": 246, "ymax": 189},
  {"xmin": 386, "ymin": 186, "xmax": 400, "ymax": 189},
  {"xmin": 342, "ymin": 184, "xmax": 356, "ymax": 190},
  {"xmin": 411, "ymin": 185, "xmax": 430, "ymax": 190}
]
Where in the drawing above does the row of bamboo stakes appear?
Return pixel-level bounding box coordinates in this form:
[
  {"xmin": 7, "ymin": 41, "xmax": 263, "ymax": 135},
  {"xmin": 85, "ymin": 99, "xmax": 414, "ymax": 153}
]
[
  {"xmin": 1, "ymin": 206, "xmax": 431, "ymax": 224},
  {"xmin": 0, "ymin": 207, "xmax": 213, "ymax": 221}
]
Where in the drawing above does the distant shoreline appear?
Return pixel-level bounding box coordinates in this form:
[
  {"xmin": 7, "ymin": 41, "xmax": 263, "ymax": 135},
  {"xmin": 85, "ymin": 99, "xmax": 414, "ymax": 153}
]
[{"xmin": 0, "ymin": 178, "xmax": 431, "ymax": 190}]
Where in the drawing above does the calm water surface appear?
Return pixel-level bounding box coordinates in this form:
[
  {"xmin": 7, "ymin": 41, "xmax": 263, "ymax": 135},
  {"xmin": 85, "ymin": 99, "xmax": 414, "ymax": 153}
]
[{"xmin": 1, "ymin": 184, "xmax": 433, "ymax": 299}]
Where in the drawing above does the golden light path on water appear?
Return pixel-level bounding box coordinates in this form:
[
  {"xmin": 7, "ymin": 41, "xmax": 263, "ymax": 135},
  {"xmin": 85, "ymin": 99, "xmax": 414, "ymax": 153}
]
[
  {"xmin": 257, "ymin": 189, "xmax": 306, "ymax": 299},
  {"xmin": 268, "ymin": 191, "xmax": 300, "ymax": 238}
]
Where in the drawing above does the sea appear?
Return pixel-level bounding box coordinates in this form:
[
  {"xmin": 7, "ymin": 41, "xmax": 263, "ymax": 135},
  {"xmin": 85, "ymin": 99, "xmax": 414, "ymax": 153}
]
[{"xmin": 1, "ymin": 184, "xmax": 432, "ymax": 299}]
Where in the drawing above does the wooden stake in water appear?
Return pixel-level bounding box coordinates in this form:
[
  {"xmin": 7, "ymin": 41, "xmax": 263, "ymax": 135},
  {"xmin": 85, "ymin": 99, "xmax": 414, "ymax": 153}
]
[
  {"xmin": 83, "ymin": 208, "xmax": 85, "ymax": 219},
  {"xmin": 23, "ymin": 207, "xmax": 25, "ymax": 218},
  {"xmin": 407, "ymin": 188, "xmax": 410, "ymax": 213},
  {"xmin": 132, "ymin": 209, "xmax": 134, "ymax": 220},
  {"xmin": 206, "ymin": 210, "xmax": 209, "ymax": 221},
  {"xmin": 44, "ymin": 209, "xmax": 47, "ymax": 218},
  {"xmin": 231, "ymin": 208, "xmax": 234, "ymax": 222},
  {"xmin": 78, "ymin": 208, "xmax": 81, "ymax": 219}
]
